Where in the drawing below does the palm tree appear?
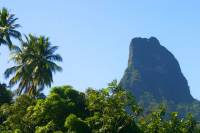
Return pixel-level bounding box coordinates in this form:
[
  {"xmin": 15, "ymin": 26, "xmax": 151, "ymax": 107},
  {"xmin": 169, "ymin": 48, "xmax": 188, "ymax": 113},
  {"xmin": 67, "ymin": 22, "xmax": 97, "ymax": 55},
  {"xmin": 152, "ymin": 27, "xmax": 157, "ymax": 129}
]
[
  {"xmin": 4, "ymin": 34, "xmax": 62, "ymax": 96},
  {"xmin": 0, "ymin": 8, "xmax": 21, "ymax": 49}
]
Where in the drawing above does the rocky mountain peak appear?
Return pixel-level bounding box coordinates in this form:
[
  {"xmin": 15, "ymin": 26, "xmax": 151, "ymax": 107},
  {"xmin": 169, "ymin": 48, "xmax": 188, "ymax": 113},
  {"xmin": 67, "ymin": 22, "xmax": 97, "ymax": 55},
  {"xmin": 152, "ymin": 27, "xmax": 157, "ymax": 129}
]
[{"xmin": 120, "ymin": 37, "xmax": 194, "ymax": 103}]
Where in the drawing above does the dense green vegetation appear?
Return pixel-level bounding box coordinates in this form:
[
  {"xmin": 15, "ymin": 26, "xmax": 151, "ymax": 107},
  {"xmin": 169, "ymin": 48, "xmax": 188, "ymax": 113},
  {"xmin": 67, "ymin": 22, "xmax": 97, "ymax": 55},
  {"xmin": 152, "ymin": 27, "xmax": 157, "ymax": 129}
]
[
  {"xmin": 137, "ymin": 92, "xmax": 200, "ymax": 120},
  {"xmin": 1, "ymin": 7, "xmax": 200, "ymax": 132},
  {"xmin": 0, "ymin": 82, "xmax": 200, "ymax": 132}
]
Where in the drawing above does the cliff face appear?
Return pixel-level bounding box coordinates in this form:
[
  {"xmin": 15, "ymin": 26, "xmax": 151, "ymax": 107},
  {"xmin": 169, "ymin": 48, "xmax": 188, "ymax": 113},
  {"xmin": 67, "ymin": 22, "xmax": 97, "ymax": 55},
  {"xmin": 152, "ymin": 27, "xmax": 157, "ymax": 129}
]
[{"xmin": 120, "ymin": 37, "xmax": 194, "ymax": 103}]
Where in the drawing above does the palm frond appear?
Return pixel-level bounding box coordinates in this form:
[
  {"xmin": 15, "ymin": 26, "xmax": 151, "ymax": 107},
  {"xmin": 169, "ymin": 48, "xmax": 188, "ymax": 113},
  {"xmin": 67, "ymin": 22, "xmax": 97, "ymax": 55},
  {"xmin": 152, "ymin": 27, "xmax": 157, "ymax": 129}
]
[
  {"xmin": 47, "ymin": 61, "xmax": 62, "ymax": 72},
  {"xmin": 46, "ymin": 46, "xmax": 58, "ymax": 55},
  {"xmin": 4, "ymin": 65, "xmax": 21, "ymax": 78},
  {"xmin": 46, "ymin": 54, "xmax": 63, "ymax": 62},
  {"xmin": 9, "ymin": 29, "xmax": 21, "ymax": 38}
]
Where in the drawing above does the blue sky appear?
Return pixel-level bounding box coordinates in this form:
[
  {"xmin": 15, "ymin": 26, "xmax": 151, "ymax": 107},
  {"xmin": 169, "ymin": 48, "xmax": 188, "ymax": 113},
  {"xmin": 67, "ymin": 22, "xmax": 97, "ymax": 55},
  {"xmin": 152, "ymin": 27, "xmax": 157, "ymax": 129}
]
[{"xmin": 0, "ymin": 1, "xmax": 200, "ymax": 99}]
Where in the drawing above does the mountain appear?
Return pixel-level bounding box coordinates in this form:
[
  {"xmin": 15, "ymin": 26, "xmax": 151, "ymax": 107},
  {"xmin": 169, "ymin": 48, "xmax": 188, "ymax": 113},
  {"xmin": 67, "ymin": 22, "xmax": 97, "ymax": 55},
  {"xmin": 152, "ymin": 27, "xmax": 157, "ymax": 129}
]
[{"xmin": 120, "ymin": 37, "xmax": 195, "ymax": 104}]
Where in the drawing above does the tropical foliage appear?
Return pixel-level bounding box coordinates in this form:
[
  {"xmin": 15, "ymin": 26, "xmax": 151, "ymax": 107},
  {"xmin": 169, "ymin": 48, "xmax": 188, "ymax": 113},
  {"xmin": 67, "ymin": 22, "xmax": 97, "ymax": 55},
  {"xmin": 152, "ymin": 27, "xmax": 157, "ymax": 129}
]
[
  {"xmin": 0, "ymin": 83, "xmax": 200, "ymax": 133},
  {"xmin": 0, "ymin": 83, "xmax": 12, "ymax": 105},
  {"xmin": 138, "ymin": 91, "xmax": 200, "ymax": 120}
]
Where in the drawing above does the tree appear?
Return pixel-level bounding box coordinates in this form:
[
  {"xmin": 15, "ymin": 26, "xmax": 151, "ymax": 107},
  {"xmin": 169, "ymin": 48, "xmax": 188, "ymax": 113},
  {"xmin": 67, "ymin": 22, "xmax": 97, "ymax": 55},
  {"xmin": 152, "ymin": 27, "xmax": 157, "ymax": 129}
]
[
  {"xmin": 139, "ymin": 106, "xmax": 198, "ymax": 133},
  {"xmin": 64, "ymin": 114, "xmax": 90, "ymax": 133},
  {"xmin": 25, "ymin": 86, "xmax": 87, "ymax": 132},
  {"xmin": 0, "ymin": 83, "xmax": 13, "ymax": 125},
  {"xmin": 35, "ymin": 121, "xmax": 57, "ymax": 133},
  {"xmin": 0, "ymin": 83, "xmax": 12, "ymax": 105},
  {"xmin": 85, "ymin": 80, "xmax": 142, "ymax": 133},
  {"xmin": 0, "ymin": 8, "xmax": 21, "ymax": 49},
  {"xmin": 0, "ymin": 95, "xmax": 36, "ymax": 132},
  {"xmin": 4, "ymin": 34, "xmax": 62, "ymax": 96}
]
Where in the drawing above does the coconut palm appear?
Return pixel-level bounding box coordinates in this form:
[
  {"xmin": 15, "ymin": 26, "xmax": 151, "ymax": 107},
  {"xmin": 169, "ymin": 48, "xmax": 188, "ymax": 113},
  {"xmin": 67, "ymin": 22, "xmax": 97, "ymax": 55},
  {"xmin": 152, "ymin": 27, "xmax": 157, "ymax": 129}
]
[
  {"xmin": 0, "ymin": 8, "xmax": 21, "ymax": 49},
  {"xmin": 5, "ymin": 34, "xmax": 62, "ymax": 96}
]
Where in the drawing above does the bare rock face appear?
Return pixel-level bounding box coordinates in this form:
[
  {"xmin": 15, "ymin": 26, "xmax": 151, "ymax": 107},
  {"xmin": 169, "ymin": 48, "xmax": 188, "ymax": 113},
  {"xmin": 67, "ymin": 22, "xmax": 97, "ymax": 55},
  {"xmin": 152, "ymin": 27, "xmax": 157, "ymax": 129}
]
[{"xmin": 120, "ymin": 37, "xmax": 194, "ymax": 103}]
